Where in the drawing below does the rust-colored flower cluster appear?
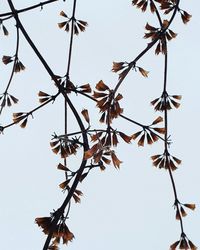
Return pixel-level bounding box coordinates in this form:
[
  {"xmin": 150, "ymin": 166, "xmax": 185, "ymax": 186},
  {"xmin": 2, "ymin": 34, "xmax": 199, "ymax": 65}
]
[
  {"xmin": 58, "ymin": 11, "xmax": 88, "ymax": 35},
  {"xmin": 174, "ymin": 200, "xmax": 195, "ymax": 221},
  {"xmin": 38, "ymin": 91, "xmax": 52, "ymax": 103},
  {"xmin": 151, "ymin": 92, "xmax": 181, "ymax": 111},
  {"xmin": 64, "ymin": 79, "xmax": 76, "ymax": 93},
  {"xmin": 112, "ymin": 62, "xmax": 128, "ymax": 73},
  {"xmin": 151, "ymin": 152, "xmax": 181, "ymax": 171},
  {"xmin": 132, "ymin": 0, "xmax": 156, "ymax": 13},
  {"xmin": 112, "ymin": 61, "xmax": 131, "ymax": 80},
  {"xmin": 156, "ymin": 0, "xmax": 177, "ymax": 14},
  {"xmin": 35, "ymin": 216, "xmax": 53, "ymax": 235},
  {"xmin": 132, "ymin": 116, "xmax": 165, "ymax": 146},
  {"xmin": 93, "ymin": 80, "xmax": 123, "ymax": 123},
  {"xmin": 2, "ymin": 55, "xmax": 14, "ymax": 64},
  {"xmin": 59, "ymin": 180, "xmax": 83, "ymax": 203},
  {"xmin": 50, "ymin": 137, "xmax": 79, "ymax": 158},
  {"xmin": 144, "ymin": 23, "xmax": 160, "ymax": 41},
  {"xmin": 72, "ymin": 189, "xmax": 83, "ymax": 203},
  {"xmin": 179, "ymin": 9, "xmax": 192, "ymax": 24},
  {"xmin": 0, "ymin": 93, "xmax": 18, "ymax": 107},
  {"xmin": 154, "ymin": 0, "xmax": 191, "ymax": 24},
  {"xmin": 84, "ymin": 130, "xmax": 131, "ymax": 169},
  {"xmin": 144, "ymin": 21, "xmax": 177, "ymax": 54},
  {"xmin": 170, "ymin": 233, "xmax": 197, "ymax": 250},
  {"xmin": 3, "ymin": 55, "xmax": 26, "ymax": 73},
  {"xmin": 2, "ymin": 55, "xmax": 26, "ymax": 73},
  {"xmin": 112, "ymin": 62, "xmax": 149, "ymax": 79},
  {"xmin": 12, "ymin": 112, "xmax": 29, "ymax": 128},
  {"xmin": 91, "ymin": 130, "xmax": 132, "ymax": 147},
  {"xmin": 35, "ymin": 215, "xmax": 74, "ymax": 249},
  {"xmin": 77, "ymin": 83, "xmax": 92, "ymax": 93},
  {"xmin": 14, "ymin": 58, "xmax": 25, "ymax": 73}
]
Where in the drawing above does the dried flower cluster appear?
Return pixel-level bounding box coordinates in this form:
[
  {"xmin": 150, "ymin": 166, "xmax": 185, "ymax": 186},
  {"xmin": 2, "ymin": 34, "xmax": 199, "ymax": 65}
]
[
  {"xmin": 35, "ymin": 215, "xmax": 74, "ymax": 249},
  {"xmin": 58, "ymin": 10, "xmax": 88, "ymax": 35},
  {"xmin": 151, "ymin": 92, "xmax": 182, "ymax": 111},
  {"xmin": 50, "ymin": 137, "xmax": 80, "ymax": 159},
  {"xmin": 144, "ymin": 21, "xmax": 177, "ymax": 54},
  {"xmin": 13, "ymin": 112, "xmax": 29, "ymax": 128},
  {"xmin": 93, "ymin": 80, "xmax": 124, "ymax": 123},
  {"xmin": 0, "ymin": 93, "xmax": 18, "ymax": 107}
]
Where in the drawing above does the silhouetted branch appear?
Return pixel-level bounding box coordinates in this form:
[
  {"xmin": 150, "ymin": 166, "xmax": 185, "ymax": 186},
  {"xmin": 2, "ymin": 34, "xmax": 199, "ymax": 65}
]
[{"xmin": 0, "ymin": 0, "xmax": 58, "ymax": 18}]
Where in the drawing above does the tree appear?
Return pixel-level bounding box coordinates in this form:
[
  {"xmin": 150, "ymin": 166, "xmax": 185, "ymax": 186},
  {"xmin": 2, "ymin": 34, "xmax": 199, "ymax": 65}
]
[{"xmin": 0, "ymin": 1, "xmax": 198, "ymax": 249}]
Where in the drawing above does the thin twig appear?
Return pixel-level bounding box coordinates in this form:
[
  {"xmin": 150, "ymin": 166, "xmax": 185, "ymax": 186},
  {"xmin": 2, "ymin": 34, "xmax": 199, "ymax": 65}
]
[
  {"xmin": 0, "ymin": 0, "xmax": 58, "ymax": 18},
  {"xmin": 0, "ymin": 26, "xmax": 20, "ymax": 116}
]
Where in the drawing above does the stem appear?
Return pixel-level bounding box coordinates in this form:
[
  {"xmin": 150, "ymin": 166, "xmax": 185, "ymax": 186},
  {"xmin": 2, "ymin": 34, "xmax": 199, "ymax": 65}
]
[
  {"xmin": 64, "ymin": 99, "xmax": 68, "ymax": 179},
  {"xmin": 0, "ymin": 26, "xmax": 20, "ymax": 117},
  {"xmin": 0, "ymin": 0, "xmax": 58, "ymax": 18},
  {"xmin": 163, "ymin": 45, "xmax": 184, "ymax": 235},
  {"xmin": 66, "ymin": 0, "xmax": 77, "ymax": 77},
  {"xmin": 150, "ymin": 0, "xmax": 162, "ymax": 27},
  {"xmin": 63, "ymin": 0, "xmax": 77, "ymax": 178}
]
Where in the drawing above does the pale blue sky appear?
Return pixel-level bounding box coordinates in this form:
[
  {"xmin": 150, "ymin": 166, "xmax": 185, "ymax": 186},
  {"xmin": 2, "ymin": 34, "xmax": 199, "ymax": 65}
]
[{"xmin": 0, "ymin": 1, "xmax": 199, "ymax": 249}]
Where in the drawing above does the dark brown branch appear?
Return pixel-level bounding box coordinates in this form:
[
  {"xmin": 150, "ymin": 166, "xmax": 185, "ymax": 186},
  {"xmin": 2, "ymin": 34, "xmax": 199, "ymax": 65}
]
[
  {"xmin": 66, "ymin": 0, "xmax": 77, "ymax": 77},
  {"xmin": 150, "ymin": 0, "xmax": 162, "ymax": 27},
  {"xmin": 162, "ymin": 38, "xmax": 185, "ymax": 235},
  {"xmin": 43, "ymin": 93, "xmax": 89, "ymax": 250},
  {"xmin": 63, "ymin": 0, "xmax": 77, "ymax": 177},
  {"xmin": 0, "ymin": 0, "xmax": 58, "ymax": 18}
]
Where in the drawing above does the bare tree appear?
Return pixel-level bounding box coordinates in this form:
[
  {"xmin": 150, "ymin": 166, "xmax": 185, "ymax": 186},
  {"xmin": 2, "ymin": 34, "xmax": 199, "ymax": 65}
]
[{"xmin": 0, "ymin": 1, "xmax": 196, "ymax": 249}]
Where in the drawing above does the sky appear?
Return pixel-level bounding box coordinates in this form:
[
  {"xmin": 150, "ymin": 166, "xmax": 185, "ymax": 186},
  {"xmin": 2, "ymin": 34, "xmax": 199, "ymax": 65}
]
[{"xmin": 0, "ymin": 1, "xmax": 200, "ymax": 249}]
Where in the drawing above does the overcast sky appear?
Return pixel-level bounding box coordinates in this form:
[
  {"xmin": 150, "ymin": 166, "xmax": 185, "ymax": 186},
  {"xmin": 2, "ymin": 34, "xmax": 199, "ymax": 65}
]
[{"xmin": 0, "ymin": 1, "xmax": 200, "ymax": 249}]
